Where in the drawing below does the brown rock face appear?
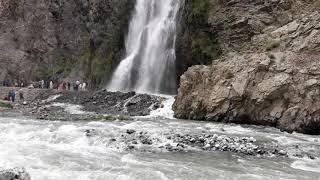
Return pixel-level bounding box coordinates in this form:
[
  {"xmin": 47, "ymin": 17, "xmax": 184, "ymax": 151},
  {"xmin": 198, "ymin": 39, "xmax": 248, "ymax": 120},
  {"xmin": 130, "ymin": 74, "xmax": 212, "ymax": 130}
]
[
  {"xmin": 0, "ymin": 0, "xmax": 134, "ymax": 88},
  {"xmin": 173, "ymin": 52, "xmax": 320, "ymax": 134},
  {"xmin": 174, "ymin": 1, "xmax": 320, "ymax": 134}
]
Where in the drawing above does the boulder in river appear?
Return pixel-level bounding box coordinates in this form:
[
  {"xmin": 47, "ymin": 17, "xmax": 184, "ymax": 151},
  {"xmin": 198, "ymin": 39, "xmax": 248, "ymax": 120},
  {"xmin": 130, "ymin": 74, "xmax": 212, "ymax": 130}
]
[{"xmin": 0, "ymin": 167, "xmax": 30, "ymax": 180}]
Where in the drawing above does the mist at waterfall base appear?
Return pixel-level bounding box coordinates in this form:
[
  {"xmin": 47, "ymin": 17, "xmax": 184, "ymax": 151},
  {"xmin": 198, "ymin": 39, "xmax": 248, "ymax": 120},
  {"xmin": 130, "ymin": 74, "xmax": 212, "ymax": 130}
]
[{"xmin": 107, "ymin": 0, "xmax": 183, "ymax": 94}]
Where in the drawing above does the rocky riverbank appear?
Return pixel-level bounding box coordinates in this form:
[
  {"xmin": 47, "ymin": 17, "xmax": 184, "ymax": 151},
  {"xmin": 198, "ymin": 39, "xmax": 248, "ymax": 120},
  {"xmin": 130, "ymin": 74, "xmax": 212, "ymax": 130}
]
[{"xmin": 14, "ymin": 89, "xmax": 165, "ymax": 121}]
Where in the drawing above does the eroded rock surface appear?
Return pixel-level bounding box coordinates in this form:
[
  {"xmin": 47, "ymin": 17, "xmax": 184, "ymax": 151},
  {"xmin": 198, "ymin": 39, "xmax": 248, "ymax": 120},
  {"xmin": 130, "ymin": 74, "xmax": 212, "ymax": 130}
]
[
  {"xmin": 174, "ymin": 3, "xmax": 320, "ymax": 135},
  {"xmin": 174, "ymin": 52, "xmax": 320, "ymax": 135}
]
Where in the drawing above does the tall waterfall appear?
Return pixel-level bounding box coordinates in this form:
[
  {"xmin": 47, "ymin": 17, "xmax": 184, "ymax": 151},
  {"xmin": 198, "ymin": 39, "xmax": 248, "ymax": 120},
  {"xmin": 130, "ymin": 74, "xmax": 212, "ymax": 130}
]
[{"xmin": 108, "ymin": 0, "xmax": 183, "ymax": 94}]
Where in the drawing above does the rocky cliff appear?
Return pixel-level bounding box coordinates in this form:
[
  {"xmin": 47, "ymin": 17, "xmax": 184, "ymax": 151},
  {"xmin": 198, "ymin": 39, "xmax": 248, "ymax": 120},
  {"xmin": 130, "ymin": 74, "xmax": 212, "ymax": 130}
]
[
  {"xmin": 0, "ymin": 0, "xmax": 134, "ymax": 88},
  {"xmin": 174, "ymin": 0, "xmax": 320, "ymax": 134}
]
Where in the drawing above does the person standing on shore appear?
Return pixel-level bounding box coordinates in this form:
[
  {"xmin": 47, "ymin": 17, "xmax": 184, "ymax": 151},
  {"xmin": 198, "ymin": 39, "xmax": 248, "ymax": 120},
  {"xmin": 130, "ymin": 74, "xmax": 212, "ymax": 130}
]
[
  {"xmin": 19, "ymin": 89, "xmax": 24, "ymax": 101},
  {"xmin": 79, "ymin": 83, "xmax": 83, "ymax": 91},
  {"xmin": 82, "ymin": 82, "xmax": 87, "ymax": 91},
  {"xmin": 8, "ymin": 90, "xmax": 15, "ymax": 102},
  {"xmin": 41, "ymin": 80, "xmax": 45, "ymax": 89},
  {"xmin": 49, "ymin": 81, "xmax": 53, "ymax": 89},
  {"xmin": 75, "ymin": 80, "xmax": 80, "ymax": 91}
]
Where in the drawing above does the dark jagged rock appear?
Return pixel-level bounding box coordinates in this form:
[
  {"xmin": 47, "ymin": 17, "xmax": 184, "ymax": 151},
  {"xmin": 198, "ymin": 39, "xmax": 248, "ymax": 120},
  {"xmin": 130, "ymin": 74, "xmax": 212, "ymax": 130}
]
[
  {"xmin": 0, "ymin": 167, "xmax": 30, "ymax": 180},
  {"xmin": 23, "ymin": 89, "xmax": 165, "ymax": 120},
  {"xmin": 126, "ymin": 129, "xmax": 136, "ymax": 135}
]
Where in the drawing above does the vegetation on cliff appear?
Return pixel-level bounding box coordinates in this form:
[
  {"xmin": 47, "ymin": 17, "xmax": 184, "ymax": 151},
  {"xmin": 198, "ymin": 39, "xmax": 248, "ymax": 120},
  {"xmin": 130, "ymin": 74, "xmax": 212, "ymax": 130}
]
[
  {"xmin": 0, "ymin": 0, "xmax": 134, "ymax": 89},
  {"xmin": 176, "ymin": 0, "xmax": 222, "ymax": 80}
]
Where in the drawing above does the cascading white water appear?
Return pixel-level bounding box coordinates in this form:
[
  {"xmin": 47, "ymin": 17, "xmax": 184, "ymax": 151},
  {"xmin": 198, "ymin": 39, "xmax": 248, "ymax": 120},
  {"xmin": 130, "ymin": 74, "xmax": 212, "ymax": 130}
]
[{"xmin": 108, "ymin": 0, "xmax": 183, "ymax": 94}]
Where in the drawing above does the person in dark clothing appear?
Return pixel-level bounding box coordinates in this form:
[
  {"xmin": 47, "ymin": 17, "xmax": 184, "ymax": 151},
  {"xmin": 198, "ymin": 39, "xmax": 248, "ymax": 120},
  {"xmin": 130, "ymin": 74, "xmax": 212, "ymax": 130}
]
[
  {"xmin": 7, "ymin": 91, "xmax": 11, "ymax": 101},
  {"xmin": 8, "ymin": 90, "xmax": 15, "ymax": 102},
  {"xmin": 19, "ymin": 89, "xmax": 24, "ymax": 101}
]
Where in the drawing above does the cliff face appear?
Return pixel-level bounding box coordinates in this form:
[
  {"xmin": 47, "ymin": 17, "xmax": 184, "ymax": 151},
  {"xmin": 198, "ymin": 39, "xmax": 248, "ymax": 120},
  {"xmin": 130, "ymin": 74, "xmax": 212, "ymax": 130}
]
[
  {"xmin": 0, "ymin": 0, "xmax": 134, "ymax": 88},
  {"xmin": 174, "ymin": 0, "xmax": 320, "ymax": 134}
]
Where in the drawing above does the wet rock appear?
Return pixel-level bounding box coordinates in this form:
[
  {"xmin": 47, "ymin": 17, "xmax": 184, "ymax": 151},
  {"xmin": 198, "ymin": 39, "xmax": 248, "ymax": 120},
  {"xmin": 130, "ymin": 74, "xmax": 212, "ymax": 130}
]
[
  {"xmin": 0, "ymin": 167, "xmax": 30, "ymax": 180},
  {"xmin": 308, "ymin": 154, "xmax": 316, "ymax": 160},
  {"xmin": 127, "ymin": 145, "xmax": 135, "ymax": 150},
  {"xmin": 85, "ymin": 129, "xmax": 97, "ymax": 137},
  {"xmin": 110, "ymin": 138, "xmax": 117, "ymax": 142},
  {"xmin": 126, "ymin": 129, "xmax": 136, "ymax": 135},
  {"xmin": 165, "ymin": 144, "xmax": 173, "ymax": 151},
  {"xmin": 140, "ymin": 138, "xmax": 153, "ymax": 145},
  {"xmin": 106, "ymin": 130, "xmax": 287, "ymax": 157}
]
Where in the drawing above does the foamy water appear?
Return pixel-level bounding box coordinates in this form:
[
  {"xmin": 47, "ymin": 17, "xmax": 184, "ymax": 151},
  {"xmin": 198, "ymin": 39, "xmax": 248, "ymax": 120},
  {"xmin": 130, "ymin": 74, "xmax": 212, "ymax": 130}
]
[{"xmin": 0, "ymin": 115, "xmax": 319, "ymax": 180}]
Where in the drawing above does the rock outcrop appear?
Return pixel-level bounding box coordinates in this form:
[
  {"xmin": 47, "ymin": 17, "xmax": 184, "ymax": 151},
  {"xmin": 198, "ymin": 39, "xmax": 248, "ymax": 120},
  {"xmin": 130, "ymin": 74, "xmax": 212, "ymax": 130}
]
[
  {"xmin": 176, "ymin": 0, "xmax": 318, "ymax": 80},
  {"xmin": 0, "ymin": 167, "xmax": 30, "ymax": 180},
  {"xmin": 0, "ymin": 0, "xmax": 134, "ymax": 88},
  {"xmin": 174, "ymin": 51, "xmax": 320, "ymax": 134},
  {"xmin": 174, "ymin": 9, "xmax": 320, "ymax": 134}
]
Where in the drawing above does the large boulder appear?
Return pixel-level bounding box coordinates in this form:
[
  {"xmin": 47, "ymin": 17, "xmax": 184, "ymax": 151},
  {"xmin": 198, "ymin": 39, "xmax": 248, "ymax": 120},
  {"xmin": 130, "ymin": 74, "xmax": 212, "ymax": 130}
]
[
  {"xmin": 173, "ymin": 51, "xmax": 320, "ymax": 134},
  {"xmin": 0, "ymin": 167, "xmax": 30, "ymax": 180}
]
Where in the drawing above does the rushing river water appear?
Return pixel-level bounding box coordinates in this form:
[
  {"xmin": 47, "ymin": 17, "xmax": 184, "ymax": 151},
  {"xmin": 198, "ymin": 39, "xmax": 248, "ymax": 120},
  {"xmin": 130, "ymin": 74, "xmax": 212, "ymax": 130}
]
[{"xmin": 0, "ymin": 107, "xmax": 320, "ymax": 180}]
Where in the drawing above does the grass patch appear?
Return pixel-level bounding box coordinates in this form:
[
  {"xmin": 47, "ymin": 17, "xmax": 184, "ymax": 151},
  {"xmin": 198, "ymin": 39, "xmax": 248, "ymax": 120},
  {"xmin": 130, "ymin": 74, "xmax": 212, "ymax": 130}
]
[{"xmin": 0, "ymin": 101, "xmax": 13, "ymax": 109}]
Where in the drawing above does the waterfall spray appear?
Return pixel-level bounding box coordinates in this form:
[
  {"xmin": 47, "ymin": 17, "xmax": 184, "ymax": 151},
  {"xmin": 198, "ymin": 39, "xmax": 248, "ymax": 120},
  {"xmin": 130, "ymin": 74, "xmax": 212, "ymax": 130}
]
[{"xmin": 108, "ymin": 0, "xmax": 184, "ymax": 94}]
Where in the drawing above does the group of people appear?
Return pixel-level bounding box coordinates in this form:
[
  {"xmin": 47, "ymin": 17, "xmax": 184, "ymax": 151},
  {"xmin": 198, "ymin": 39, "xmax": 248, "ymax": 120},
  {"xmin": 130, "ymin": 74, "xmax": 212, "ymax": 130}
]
[
  {"xmin": 56, "ymin": 81, "xmax": 87, "ymax": 91},
  {"xmin": 2, "ymin": 79, "xmax": 88, "ymax": 103},
  {"xmin": 5, "ymin": 89, "xmax": 24, "ymax": 103},
  {"xmin": 2, "ymin": 80, "xmax": 27, "ymax": 88},
  {"xmin": 23, "ymin": 80, "xmax": 87, "ymax": 92}
]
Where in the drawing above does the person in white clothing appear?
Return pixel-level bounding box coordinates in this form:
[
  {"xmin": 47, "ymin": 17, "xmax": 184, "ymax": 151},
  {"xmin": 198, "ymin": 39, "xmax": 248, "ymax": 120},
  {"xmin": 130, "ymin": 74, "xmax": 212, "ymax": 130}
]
[
  {"xmin": 49, "ymin": 81, "xmax": 53, "ymax": 89},
  {"xmin": 41, "ymin": 80, "xmax": 45, "ymax": 89},
  {"xmin": 82, "ymin": 82, "xmax": 86, "ymax": 91},
  {"xmin": 79, "ymin": 83, "xmax": 82, "ymax": 91}
]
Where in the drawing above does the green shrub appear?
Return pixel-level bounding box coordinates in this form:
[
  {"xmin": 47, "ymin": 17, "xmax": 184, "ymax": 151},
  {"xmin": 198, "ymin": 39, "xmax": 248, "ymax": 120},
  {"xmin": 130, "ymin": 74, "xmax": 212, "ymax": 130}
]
[
  {"xmin": 0, "ymin": 101, "xmax": 13, "ymax": 109},
  {"xmin": 191, "ymin": 33, "xmax": 222, "ymax": 63},
  {"xmin": 184, "ymin": 0, "xmax": 222, "ymax": 64}
]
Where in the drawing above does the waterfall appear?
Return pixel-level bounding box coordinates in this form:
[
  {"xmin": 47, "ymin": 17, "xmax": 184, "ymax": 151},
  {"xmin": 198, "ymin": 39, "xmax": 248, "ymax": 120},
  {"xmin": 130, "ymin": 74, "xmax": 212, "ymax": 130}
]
[{"xmin": 108, "ymin": 0, "xmax": 183, "ymax": 94}]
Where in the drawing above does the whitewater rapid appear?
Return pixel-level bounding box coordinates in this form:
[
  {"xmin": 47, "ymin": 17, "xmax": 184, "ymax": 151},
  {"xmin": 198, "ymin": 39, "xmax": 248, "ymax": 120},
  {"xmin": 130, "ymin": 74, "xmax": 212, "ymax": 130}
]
[{"xmin": 0, "ymin": 111, "xmax": 319, "ymax": 180}]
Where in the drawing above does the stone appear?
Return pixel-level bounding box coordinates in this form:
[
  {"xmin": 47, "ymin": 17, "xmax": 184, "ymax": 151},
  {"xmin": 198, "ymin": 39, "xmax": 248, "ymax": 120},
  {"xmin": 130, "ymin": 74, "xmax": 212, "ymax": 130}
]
[
  {"xmin": 0, "ymin": 167, "xmax": 30, "ymax": 180},
  {"xmin": 126, "ymin": 129, "xmax": 136, "ymax": 135}
]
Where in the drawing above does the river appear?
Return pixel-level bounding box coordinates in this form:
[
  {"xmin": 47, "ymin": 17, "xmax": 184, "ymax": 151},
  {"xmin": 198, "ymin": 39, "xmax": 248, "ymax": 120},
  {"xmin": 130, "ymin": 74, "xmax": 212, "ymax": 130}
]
[{"xmin": 0, "ymin": 107, "xmax": 319, "ymax": 180}]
